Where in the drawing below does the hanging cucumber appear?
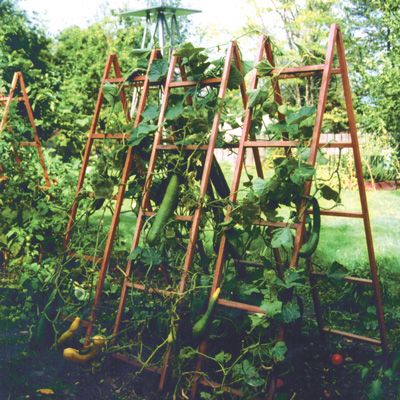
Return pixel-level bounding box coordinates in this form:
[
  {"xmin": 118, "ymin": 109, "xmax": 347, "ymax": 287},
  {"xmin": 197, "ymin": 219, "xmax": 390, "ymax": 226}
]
[
  {"xmin": 147, "ymin": 174, "xmax": 180, "ymax": 246},
  {"xmin": 30, "ymin": 289, "xmax": 58, "ymax": 350},
  {"xmin": 299, "ymin": 197, "xmax": 321, "ymax": 258},
  {"xmin": 210, "ymin": 158, "xmax": 230, "ymax": 199},
  {"xmin": 192, "ymin": 288, "xmax": 221, "ymax": 340}
]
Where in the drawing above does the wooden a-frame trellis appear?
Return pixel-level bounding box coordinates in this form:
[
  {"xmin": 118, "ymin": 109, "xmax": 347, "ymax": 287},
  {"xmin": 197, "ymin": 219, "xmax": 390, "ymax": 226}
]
[
  {"xmin": 189, "ymin": 23, "xmax": 388, "ymax": 399},
  {"xmin": 63, "ymin": 49, "xmax": 164, "ymax": 334},
  {"xmin": 0, "ymin": 71, "xmax": 51, "ymax": 187},
  {"xmin": 108, "ymin": 40, "xmax": 281, "ymax": 392}
]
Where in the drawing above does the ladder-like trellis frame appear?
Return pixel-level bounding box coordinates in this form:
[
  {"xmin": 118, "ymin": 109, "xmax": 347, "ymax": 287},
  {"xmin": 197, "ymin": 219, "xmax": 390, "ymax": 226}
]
[
  {"xmin": 110, "ymin": 40, "xmax": 269, "ymax": 391},
  {"xmin": 85, "ymin": 49, "xmax": 163, "ymax": 338},
  {"xmin": 190, "ymin": 23, "xmax": 388, "ymax": 399},
  {"xmin": 63, "ymin": 50, "xmax": 166, "ymax": 336},
  {"xmin": 63, "ymin": 54, "xmax": 130, "ymax": 252},
  {"xmin": 0, "ymin": 71, "xmax": 51, "ymax": 187}
]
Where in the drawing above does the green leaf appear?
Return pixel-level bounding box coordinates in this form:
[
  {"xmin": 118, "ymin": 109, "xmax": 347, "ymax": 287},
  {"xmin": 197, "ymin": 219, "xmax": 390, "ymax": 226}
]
[
  {"xmin": 290, "ymin": 164, "xmax": 315, "ymax": 185},
  {"xmin": 320, "ymin": 184, "xmax": 341, "ymax": 202},
  {"xmin": 128, "ymin": 247, "xmax": 142, "ymax": 261},
  {"xmin": 270, "ymin": 341, "xmax": 287, "ymax": 362},
  {"xmin": 256, "ymin": 59, "xmax": 273, "ymax": 77},
  {"xmin": 368, "ymin": 379, "xmax": 384, "ymax": 400},
  {"xmin": 102, "ymin": 82, "xmax": 119, "ymax": 106},
  {"xmin": 260, "ymin": 299, "xmax": 282, "ymax": 317},
  {"xmin": 281, "ymin": 300, "xmax": 301, "ymax": 323},
  {"xmin": 214, "ymin": 351, "xmax": 232, "ymax": 364},
  {"xmin": 233, "ymin": 360, "xmax": 264, "ymax": 387},
  {"xmin": 286, "ymin": 106, "xmax": 316, "ymax": 125},
  {"xmin": 271, "ymin": 227, "xmax": 293, "ymax": 251},
  {"xmin": 275, "ymin": 269, "xmax": 305, "ymax": 290},
  {"xmin": 242, "ymin": 60, "xmax": 254, "ymax": 75},
  {"xmin": 326, "ymin": 261, "xmax": 348, "ymax": 280},
  {"xmin": 248, "ymin": 87, "xmax": 269, "ymax": 108},
  {"xmin": 175, "ymin": 42, "xmax": 206, "ymax": 59},
  {"xmin": 148, "ymin": 59, "xmax": 169, "ymax": 82},
  {"xmin": 278, "ymin": 104, "xmax": 288, "ymax": 115},
  {"xmin": 249, "ymin": 313, "xmax": 270, "ymax": 330},
  {"xmin": 141, "ymin": 248, "xmax": 162, "ymax": 266},
  {"xmin": 128, "ymin": 123, "xmax": 158, "ymax": 147},
  {"xmin": 227, "ymin": 63, "xmax": 243, "ymax": 90},
  {"xmin": 252, "ymin": 177, "xmax": 268, "ymax": 196},
  {"xmin": 141, "ymin": 104, "xmax": 159, "ymax": 121},
  {"xmin": 165, "ymin": 102, "xmax": 184, "ymax": 120}
]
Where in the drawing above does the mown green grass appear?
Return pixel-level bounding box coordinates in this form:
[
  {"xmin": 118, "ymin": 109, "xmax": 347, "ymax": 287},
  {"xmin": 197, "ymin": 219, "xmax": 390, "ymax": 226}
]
[{"xmin": 316, "ymin": 189, "xmax": 400, "ymax": 272}]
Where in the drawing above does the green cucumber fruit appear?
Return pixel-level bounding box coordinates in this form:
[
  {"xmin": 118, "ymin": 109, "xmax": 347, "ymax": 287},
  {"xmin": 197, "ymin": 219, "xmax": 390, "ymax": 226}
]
[
  {"xmin": 147, "ymin": 174, "xmax": 180, "ymax": 246},
  {"xmin": 192, "ymin": 288, "xmax": 221, "ymax": 340},
  {"xmin": 299, "ymin": 197, "xmax": 321, "ymax": 258}
]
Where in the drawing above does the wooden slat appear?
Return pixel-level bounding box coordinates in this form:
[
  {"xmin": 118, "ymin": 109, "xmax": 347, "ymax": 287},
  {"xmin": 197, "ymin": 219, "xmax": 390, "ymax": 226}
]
[
  {"xmin": 104, "ymin": 77, "xmax": 125, "ymax": 83},
  {"xmin": 217, "ymin": 298, "xmax": 265, "ymax": 314},
  {"xmin": 311, "ymin": 271, "xmax": 373, "ymax": 285},
  {"xmin": 90, "ymin": 133, "xmax": 129, "ymax": 139},
  {"xmin": 259, "ymin": 65, "xmax": 341, "ymax": 79},
  {"xmin": 0, "ymin": 96, "xmax": 24, "ymax": 102},
  {"xmin": 168, "ymin": 77, "xmax": 222, "ymax": 88},
  {"xmin": 244, "ymin": 140, "xmax": 352, "ymax": 148},
  {"xmin": 307, "ymin": 209, "xmax": 363, "ymax": 218},
  {"xmin": 321, "ymin": 326, "xmax": 382, "ymax": 346},
  {"xmin": 20, "ymin": 141, "xmax": 38, "ymax": 147}
]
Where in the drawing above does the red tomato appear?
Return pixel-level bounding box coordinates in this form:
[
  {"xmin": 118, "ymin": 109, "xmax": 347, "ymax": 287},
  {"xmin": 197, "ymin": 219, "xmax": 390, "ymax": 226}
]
[
  {"xmin": 331, "ymin": 353, "xmax": 344, "ymax": 366},
  {"xmin": 276, "ymin": 378, "xmax": 284, "ymax": 389}
]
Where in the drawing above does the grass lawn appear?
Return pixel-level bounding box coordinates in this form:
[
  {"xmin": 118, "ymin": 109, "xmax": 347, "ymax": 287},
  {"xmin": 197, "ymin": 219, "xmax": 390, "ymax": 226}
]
[{"xmin": 316, "ymin": 189, "xmax": 400, "ymax": 272}]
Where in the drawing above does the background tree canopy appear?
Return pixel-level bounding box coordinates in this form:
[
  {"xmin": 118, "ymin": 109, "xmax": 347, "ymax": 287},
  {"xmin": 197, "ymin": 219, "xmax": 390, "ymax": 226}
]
[{"xmin": 0, "ymin": 0, "xmax": 398, "ymax": 162}]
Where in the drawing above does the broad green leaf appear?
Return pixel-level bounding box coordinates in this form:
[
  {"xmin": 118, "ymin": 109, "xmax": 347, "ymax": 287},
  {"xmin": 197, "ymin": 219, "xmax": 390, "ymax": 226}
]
[
  {"xmin": 286, "ymin": 106, "xmax": 316, "ymax": 125},
  {"xmin": 276, "ymin": 269, "xmax": 306, "ymax": 290},
  {"xmin": 368, "ymin": 379, "xmax": 384, "ymax": 400},
  {"xmin": 248, "ymin": 87, "xmax": 269, "ymax": 108},
  {"xmin": 278, "ymin": 104, "xmax": 288, "ymax": 115},
  {"xmin": 141, "ymin": 248, "xmax": 162, "ymax": 266},
  {"xmin": 249, "ymin": 313, "xmax": 270, "ymax": 330},
  {"xmin": 215, "ymin": 351, "xmax": 232, "ymax": 364},
  {"xmin": 165, "ymin": 102, "xmax": 184, "ymax": 120},
  {"xmin": 271, "ymin": 227, "xmax": 293, "ymax": 251},
  {"xmin": 281, "ymin": 300, "xmax": 301, "ymax": 323},
  {"xmin": 227, "ymin": 63, "xmax": 243, "ymax": 90},
  {"xmin": 141, "ymin": 104, "xmax": 159, "ymax": 121},
  {"xmin": 148, "ymin": 59, "xmax": 169, "ymax": 82},
  {"xmin": 326, "ymin": 261, "xmax": 348, "ymax": 280},
  {"xmin": 233, "ymin": 360, "xmax": 264, "ymax": 387},
  {"xmin": 128, "ymin": 247, "xmax": 142, "ymax": 261},
  {"xmin": 102, "ymin": 82, "xmax": 119, "ymax": 106},
  {"xmin": 256, "ymin": 59, "xmax": 273, "ymax": 77},
  {"xmin": 320, "ymin": 184, "xmax": 341, "ymax": 202},
  {"xmin": 270, "ymin": 341, "xmax": 287, "ymax": 362},
  {"xmin": 290, "ymin": 164, "xmax": 315, "ymax": 185},
  {"xmin": 174, "ymin": 42, "xmax": 205, "ymax": 59},
  {"xmin": 260, "ymin": 299, "xmax": 282, "ymax": 317},
  {"xmin": 252, "ymin": 177, "xmax": 268, "ymax": 196},
  {"xmin": 128, "ymin": 123, "xmax": 158, "ymax": 147}
]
